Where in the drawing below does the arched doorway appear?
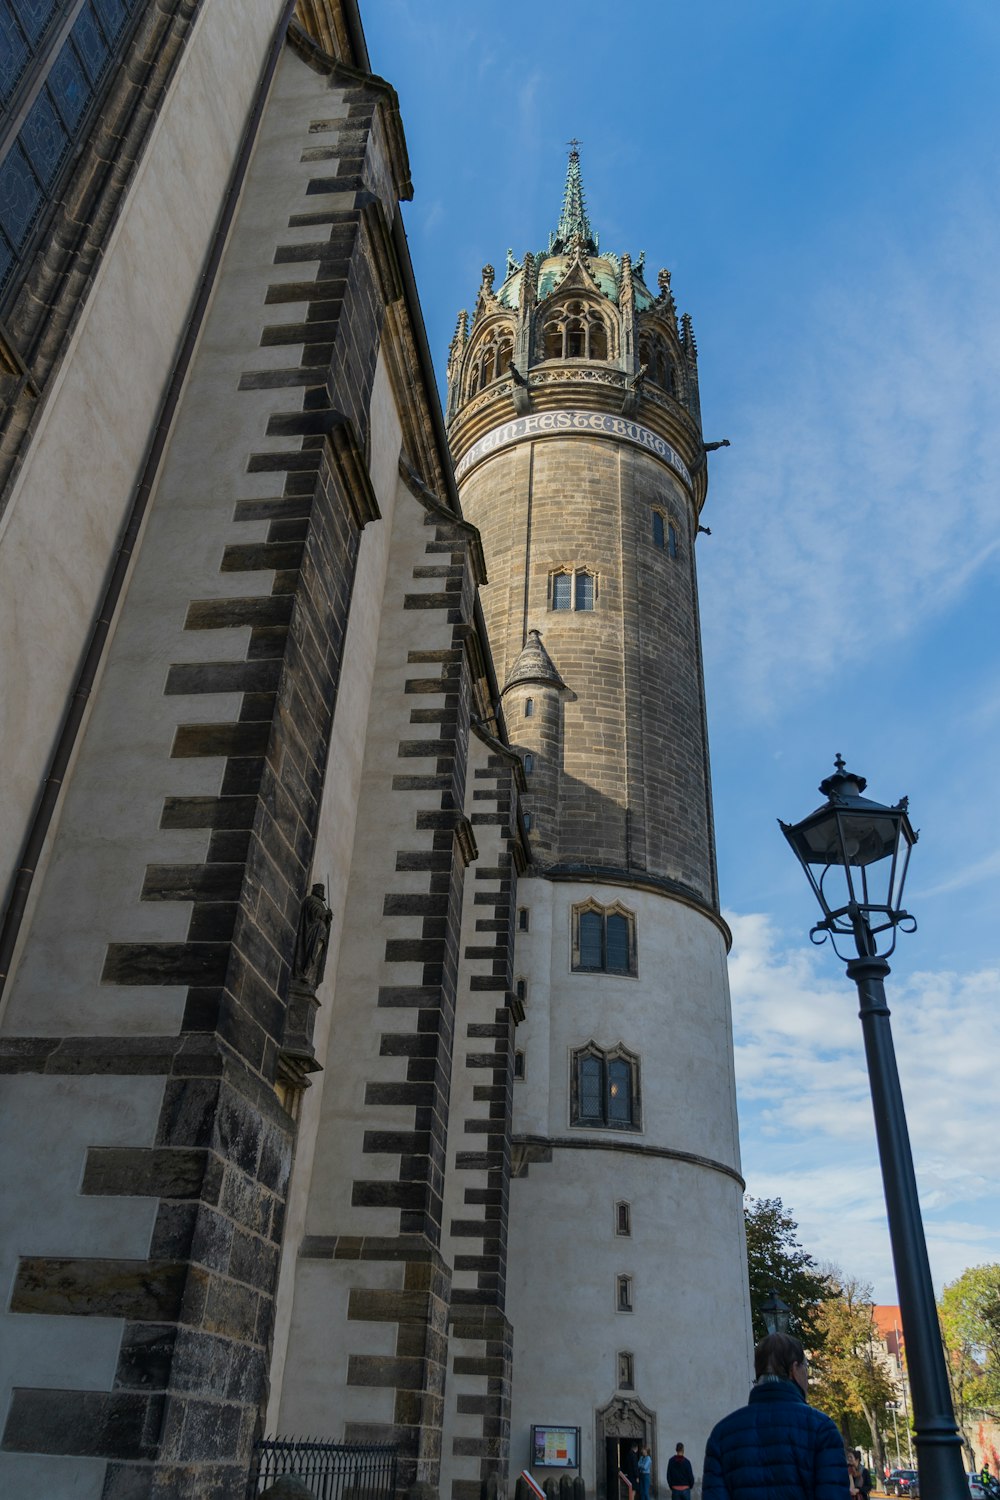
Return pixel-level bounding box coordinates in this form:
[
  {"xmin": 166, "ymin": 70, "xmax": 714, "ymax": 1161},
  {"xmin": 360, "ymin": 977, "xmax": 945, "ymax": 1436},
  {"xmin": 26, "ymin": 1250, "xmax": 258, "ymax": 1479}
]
[{"xmin": 595, "ymin": 1395, "xmax": 658, "ymax": 1500}]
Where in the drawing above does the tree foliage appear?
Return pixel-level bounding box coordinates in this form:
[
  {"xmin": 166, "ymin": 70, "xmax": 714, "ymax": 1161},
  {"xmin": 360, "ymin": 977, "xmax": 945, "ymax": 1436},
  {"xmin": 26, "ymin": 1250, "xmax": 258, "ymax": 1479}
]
[
  {"xmin": 744, "ymin": 1195, "xmax": 830, "ymax": 1344},
  {"xmin": 810, "ymin": 1271, "xmax": 897, "ymax": 1470},
  {"xmin": 940, "ymin": 1264, "xmax": 1000, "ymax": 1419}
]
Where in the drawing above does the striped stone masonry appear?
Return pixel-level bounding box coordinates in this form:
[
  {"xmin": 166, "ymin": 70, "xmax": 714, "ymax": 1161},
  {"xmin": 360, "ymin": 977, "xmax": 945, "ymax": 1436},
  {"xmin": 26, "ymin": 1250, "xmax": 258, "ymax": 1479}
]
[
  {"xmin": 1, "ymin": 45, "xmax": 403, "ymax": 1498},
  {"xmin": 439, "ymin": 731, "xmax": 524, "ymax": 1500}
]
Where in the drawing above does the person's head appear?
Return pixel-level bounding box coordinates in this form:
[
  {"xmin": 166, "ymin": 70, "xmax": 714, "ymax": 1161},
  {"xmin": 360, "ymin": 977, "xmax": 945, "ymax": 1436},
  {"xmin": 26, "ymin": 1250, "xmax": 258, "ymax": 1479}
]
[
  {"xmin": 754, "ymin": 1331, "xmax": 809, "ymax": 1393},
  {"xmin": 675, "ymin": 1445, "xmax": 685, "ymax": 1456}
]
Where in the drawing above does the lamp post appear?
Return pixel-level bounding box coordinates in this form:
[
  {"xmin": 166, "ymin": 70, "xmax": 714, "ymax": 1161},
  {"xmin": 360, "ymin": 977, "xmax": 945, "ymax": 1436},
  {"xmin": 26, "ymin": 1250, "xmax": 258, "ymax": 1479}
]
[
  {"xmin": 760, "ymin": 1290, "xmax": 791, "ymax": 1337},
  {"xmin": 780, "ymin": 756, "xmax": 967, "ymax": 1500}
]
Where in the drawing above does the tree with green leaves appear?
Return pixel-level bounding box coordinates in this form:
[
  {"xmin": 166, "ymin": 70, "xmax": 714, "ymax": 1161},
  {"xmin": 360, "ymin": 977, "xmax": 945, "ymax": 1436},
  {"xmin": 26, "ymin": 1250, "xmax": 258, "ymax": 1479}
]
[
  {"xmin": 809, "ymin": 1271, "xmax": 896, "ymax": 1474},
  {"xmin": 940, "ymin": 1263, "xmax": 1000, "ymax": 1450},
  {"xmin": 744, "ymin": 1195, "xmax": 830, "ymax": 1345}
]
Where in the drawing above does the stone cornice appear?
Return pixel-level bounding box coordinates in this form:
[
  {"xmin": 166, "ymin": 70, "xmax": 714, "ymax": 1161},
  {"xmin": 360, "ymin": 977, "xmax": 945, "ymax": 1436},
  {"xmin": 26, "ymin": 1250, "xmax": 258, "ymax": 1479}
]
[
  {"xmin": 538, "ymin": 863, "xmax": 732, "ymax": 950},
  {"xmin": 512, "ymin": 1132, "xmax": 745, "ymax": 1189}
]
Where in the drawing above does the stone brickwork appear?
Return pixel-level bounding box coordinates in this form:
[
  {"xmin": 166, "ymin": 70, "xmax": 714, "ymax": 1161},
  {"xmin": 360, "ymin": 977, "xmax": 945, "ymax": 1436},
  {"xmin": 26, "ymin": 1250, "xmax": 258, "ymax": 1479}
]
[
  {"xmin": 268, "ymin": 464, "xmax": 521, "ymax": 1499},
  {"xmin": 0, "ymin": 27, "xmax": 425, "ymax": 1500},
  {"xmin": 458, "ymin": 435, "xmax": 716, "ymax": 909},
  {"xmin": 438, "ymin": 729, "xmax": 523, "ymax": 1500}
]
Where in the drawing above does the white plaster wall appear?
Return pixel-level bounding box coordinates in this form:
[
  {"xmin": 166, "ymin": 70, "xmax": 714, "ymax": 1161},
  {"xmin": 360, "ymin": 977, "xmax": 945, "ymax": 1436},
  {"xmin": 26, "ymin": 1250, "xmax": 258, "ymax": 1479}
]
[
  {"xmin": 267, "ymin": 350, "xmax": 403, "ymax": 1428},
  {"xmin": 0, "ymin": 0, "xmax": 290, "ymax": 917},
  {"xmin": 2, "ymin": 45, "xmax": 350, "ymax": 1037},
  {"xmin": 507, "ymin": 1152, "xmax": 750, "ymax": 1493},
  {"xmin": 507, "ymin": 876, "xmax": 752, "ymax": 1493},
  {"xmin": 0, "ymin": 1074, "xmax": 163, "ymax": 1499}
]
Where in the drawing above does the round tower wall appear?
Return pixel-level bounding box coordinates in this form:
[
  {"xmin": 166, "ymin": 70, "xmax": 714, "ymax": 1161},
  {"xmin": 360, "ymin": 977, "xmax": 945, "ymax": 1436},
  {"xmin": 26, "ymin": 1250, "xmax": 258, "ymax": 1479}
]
[
  {"xmin": 460, "ymin": 433, "xmax": 716, "ymax": 907},
  {"xmin": 507, "ymin": 874, "xmax": 750, "ymax": 1493}
]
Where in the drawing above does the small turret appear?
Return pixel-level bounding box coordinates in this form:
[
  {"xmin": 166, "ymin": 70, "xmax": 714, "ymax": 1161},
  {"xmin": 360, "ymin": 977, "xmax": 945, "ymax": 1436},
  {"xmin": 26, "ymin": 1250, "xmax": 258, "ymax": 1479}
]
[{"xmin": 502, "ymin": 630, "xmax": 566, "ymax": 858}]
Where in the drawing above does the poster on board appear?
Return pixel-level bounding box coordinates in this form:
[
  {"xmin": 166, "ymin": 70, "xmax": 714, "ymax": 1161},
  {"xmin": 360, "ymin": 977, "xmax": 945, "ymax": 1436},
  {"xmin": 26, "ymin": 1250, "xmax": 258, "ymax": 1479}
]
[{"xmin": 530, "ymin": 1426, "xmax": 580, "ymax": 1469}]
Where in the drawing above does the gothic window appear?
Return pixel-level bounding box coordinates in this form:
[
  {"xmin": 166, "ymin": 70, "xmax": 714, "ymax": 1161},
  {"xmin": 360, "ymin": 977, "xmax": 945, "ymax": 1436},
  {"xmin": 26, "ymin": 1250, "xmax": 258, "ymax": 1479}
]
[
  {"xmin": 1, "ymin": 0, "xmax": 146, "ymax": 304},
  {"xmin": 524, "ymin": 697, "xmax": 534, "ymax": 718},
  {"xmin": 523, "ymin": 752, "xmax": 534, "ymax": 774},
  {"xmin": 518, "ymin": 908, "xmax": 529, "ymax": 932},
  {"xmin": 616, "ymin": 1201, "xmax": 632, "ymax": 1236},
  {"xmin": 652, "ymin": 509, "xmax": 679, "ymax": 558},
  {"xmin": 639, "ymin": 332, "xmax": 676, "ymax": 396},
  {"xmin": 550, "ymin": 568, "xmax": 597, "ymax": 611},
  {"xmin": 552, "ymin": 571, "xmax": 572, "ymax": 610},
  {"xmin": 464, "ymin": 325, "xmax": 513, "ymax": 398},
  {"xmin": 524, "ymin": 811, "xmax": 533, "ymax": 831},
  {"xmin": 617, "ymin": 1351, "xmax": 635, "ymax": 1389},
  {"xmin": 515, "ymin": 978, "xmax": 527, "ymax": 1003},
  {"xmin": 514, "ymin": 1049, "xmax": 525, "ymax": 1080},
  {"xmin": 571, "ymin": 1043, "xmax": 641, "ymax": 1131},
  {"xmin": 539, "ymin": 299, "xmax": 612, "ymax": 362},
  {"xmin": 572, "ymin": 901, "xmax": 636, "ymax": 974},
  {"xmin": 617, "ymin": 1275, "xmax": 634, "ymax": 1313}
]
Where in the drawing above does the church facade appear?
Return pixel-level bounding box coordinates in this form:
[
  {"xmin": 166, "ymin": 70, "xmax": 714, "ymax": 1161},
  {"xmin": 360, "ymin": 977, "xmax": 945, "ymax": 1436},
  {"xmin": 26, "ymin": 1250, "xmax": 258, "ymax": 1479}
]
[{"xmin": 0, "ymin": 4, "xmax": 751, "ymax": 1498}]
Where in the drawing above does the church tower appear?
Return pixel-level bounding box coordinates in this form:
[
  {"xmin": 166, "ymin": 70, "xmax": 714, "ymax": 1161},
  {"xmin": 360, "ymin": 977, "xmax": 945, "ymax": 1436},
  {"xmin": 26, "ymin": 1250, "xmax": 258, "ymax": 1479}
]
[{"xmin": 446, "ymin": 150, "xmax": 752, "ymax": 1494}]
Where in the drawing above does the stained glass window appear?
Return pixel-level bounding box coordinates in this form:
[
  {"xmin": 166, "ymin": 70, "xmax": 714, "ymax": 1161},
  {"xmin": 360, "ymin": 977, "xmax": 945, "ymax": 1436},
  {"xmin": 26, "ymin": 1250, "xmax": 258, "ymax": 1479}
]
[{"xmin": 0, "ymin": 0, "xmax": 145, "ymax": 303}]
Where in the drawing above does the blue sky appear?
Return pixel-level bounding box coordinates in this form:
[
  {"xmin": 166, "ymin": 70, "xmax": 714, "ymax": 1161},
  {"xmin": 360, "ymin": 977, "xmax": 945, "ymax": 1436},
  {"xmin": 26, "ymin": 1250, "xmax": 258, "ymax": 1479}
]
[{"xmin": 359, "ymin": 1, "xmax": 1000, "ymax": 1301}]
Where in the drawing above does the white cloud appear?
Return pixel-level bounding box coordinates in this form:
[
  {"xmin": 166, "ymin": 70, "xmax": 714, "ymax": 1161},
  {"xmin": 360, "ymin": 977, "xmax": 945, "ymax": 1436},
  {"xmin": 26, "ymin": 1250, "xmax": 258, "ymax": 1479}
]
[
  {"xmin": 728, "ymin": 910, "xmax": 1000, "ymax": 1298},
  {"xmin": 701, "ymin": 177, "xmax": 1000, "ymax": 719}
]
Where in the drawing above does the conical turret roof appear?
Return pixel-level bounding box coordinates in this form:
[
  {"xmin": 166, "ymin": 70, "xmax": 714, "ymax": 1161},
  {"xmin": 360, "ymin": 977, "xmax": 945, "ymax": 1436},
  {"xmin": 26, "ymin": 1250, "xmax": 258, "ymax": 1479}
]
[{"xmin": 502, "ymin": 629, "xmax": 565, "ymax": 692}]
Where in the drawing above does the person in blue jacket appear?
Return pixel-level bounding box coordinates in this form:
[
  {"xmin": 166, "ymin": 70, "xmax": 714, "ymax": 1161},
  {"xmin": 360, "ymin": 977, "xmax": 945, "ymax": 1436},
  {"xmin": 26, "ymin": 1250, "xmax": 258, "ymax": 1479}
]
[{"xmin": 703, "ymin": 1332, "xmax": 851, "ymax": 1500}]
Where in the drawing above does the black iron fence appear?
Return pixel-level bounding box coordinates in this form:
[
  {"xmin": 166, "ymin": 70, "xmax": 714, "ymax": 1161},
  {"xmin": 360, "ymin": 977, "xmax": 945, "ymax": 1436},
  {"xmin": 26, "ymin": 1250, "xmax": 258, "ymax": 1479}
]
[{"xmin": 247, "ymin": 1437, "xmax": 398, "ymax": 1499}]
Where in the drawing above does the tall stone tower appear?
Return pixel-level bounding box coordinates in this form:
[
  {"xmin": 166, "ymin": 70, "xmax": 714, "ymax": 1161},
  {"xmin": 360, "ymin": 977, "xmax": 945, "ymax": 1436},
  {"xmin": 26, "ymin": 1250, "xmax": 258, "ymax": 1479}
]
[{"xmin": 446, "ymin": 151, "xmax": 752, "ymax": 1494}]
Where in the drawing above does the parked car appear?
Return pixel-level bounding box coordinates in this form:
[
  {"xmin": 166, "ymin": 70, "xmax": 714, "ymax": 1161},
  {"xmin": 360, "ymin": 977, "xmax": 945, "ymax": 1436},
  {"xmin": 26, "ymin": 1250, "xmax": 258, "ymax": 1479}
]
[
  {"xmin": 968, "ymin": 1482, "xmax": 987, "ymax": 1499},
  {"xmin": 886, "ymin": 1471, "xmax": 919, "ymax": 1496}
]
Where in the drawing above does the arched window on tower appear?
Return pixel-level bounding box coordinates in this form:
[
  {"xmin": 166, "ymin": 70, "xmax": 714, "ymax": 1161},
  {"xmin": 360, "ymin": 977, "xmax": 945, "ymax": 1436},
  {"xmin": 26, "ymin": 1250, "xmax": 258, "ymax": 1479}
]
[
  {"xmin": 571, "ymin": 1042, "xmax": 641, "ymax": 1130},
  {"xmin": 539, "ymin": 300, "xmax": 612, "ymax": 362},
  {"xmin": 639, "ymin": 332, "xmax": 676, "ymax": 395},
  {"xmin": 572, "ymin": 900, "xmax": 636, "ymax": 974},
  {"xmin": 465, "ymin": 326, "xmax": 514, "ymax": 398},
  {"xmin": 550, "ymin": 567, "xmax": 597, "ymax": 611},
  {"xmin": 566, "ymin": 317, "xmax": 586, "ymax": 358}
]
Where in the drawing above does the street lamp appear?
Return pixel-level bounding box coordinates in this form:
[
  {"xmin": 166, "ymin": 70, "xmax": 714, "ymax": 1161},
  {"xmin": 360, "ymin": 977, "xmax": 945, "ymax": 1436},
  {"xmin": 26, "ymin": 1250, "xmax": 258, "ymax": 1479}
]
[
  {"xmin": 760, "ymin": 1290, "xmax": 791, "ymax": 1336},
  {"xmin": 780, "ymin": 756, "xmax": 967, "ymax": 1500}
]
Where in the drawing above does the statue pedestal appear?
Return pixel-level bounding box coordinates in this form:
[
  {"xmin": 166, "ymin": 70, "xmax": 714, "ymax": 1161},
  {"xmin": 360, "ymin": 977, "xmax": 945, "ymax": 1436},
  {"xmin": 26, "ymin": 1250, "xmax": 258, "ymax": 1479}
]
[{"xmin": 276, "ymin": 979, "xmax": 322, "ymax": 1117}]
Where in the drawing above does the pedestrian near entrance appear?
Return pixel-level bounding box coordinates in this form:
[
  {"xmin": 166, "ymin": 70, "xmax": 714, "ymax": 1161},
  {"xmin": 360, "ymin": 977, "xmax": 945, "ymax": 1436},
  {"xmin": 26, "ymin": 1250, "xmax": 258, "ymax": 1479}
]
[
  {"xmin": 702, "ymin": 1332, "xmax": 851, "ymax": 1500},
  {"xmin": 667, "ymin": 1442, "xmax": 695, "ymax": 1498},
  {"xmin": 638, "ymin": 1446, "xmax": 652, "ymax": 1500}
]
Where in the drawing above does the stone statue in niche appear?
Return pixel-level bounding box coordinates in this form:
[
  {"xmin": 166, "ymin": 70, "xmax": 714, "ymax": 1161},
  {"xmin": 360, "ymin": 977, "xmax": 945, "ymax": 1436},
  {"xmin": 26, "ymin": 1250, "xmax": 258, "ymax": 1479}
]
[{"xmin": 293, "ymin": 882, "xmax": 332, "ymax": 992}]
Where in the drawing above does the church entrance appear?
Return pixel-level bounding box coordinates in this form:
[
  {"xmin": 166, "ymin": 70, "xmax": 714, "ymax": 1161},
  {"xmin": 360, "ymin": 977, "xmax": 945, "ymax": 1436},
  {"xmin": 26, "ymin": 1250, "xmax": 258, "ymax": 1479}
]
[
  {"xmin": 595, "ymin": 1396, "xmax": 657, "ymax": 1500},
  {"xmin": 606, "ymin": 1436, "xmax": 641, "ymax": 1500}
]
